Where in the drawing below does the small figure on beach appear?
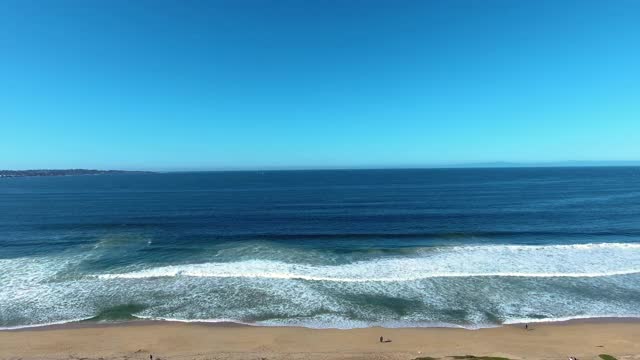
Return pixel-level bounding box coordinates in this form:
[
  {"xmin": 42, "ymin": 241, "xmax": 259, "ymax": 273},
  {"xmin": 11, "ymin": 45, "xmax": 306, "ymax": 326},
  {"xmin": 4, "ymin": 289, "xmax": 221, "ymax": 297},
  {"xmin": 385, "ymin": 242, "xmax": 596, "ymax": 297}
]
[
  {"xmin": 525, "ymin": 323, "xmax": 528, "ymax": 330},
  {"xmin": 380, "ymin": 336, "xmax": 384, "ymax": 343},
  {"xmin": 150, "ymin": 354, "xmax": 153, "ymax": 360}
]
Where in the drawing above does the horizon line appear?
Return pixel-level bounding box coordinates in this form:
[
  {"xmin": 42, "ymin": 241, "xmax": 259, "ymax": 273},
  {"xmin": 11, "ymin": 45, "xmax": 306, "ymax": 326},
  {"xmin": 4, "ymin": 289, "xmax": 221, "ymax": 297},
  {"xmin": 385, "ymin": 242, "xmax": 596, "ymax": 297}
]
[{"xmin": 4, "ymin": 160, "xmax": 640, "ymax": 173}]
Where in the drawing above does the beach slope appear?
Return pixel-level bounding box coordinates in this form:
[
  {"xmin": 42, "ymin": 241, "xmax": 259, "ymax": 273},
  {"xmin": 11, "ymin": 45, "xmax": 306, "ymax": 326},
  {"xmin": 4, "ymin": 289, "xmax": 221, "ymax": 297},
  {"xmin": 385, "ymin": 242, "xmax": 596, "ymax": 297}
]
[{"xmin": 1, "ymin": 321, "xmax": 639, "ymax": 360}]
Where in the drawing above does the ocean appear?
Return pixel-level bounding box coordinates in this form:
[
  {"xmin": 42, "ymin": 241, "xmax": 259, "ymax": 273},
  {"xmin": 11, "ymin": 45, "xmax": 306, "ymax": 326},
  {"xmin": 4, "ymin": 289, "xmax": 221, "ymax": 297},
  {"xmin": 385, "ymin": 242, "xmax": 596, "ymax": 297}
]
[{"xmin": 1, "ymin": 167, "xmax": 640, "ymax": 329}]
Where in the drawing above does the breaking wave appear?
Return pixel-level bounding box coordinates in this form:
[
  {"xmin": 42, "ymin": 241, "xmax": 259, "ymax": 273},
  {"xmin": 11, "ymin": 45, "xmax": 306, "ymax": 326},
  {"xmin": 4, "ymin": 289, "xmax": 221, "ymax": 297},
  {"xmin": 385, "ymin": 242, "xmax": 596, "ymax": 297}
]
[{"xmin": 96, "ymin": 242, "xmax": 640, "ymax": 281}]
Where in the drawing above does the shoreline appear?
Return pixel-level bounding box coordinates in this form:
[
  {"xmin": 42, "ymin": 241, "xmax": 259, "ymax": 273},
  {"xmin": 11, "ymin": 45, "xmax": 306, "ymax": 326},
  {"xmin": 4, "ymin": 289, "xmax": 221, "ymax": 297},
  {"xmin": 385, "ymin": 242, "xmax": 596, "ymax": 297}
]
[
  {"xmin": 1, "ymin": 318, "xmax": 639, "ymax": 360},
  {"xmin": 4, "ymin": 315, "xmax": 640, "ymax": 332}
]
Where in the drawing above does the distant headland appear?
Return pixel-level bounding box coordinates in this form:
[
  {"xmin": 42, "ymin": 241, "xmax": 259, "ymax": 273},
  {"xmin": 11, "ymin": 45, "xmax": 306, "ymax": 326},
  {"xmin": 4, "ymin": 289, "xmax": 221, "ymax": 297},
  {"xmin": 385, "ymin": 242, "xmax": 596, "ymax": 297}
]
[{"xmin": 0, "ymin": 169, "xmax": 153, "ymax": 178}]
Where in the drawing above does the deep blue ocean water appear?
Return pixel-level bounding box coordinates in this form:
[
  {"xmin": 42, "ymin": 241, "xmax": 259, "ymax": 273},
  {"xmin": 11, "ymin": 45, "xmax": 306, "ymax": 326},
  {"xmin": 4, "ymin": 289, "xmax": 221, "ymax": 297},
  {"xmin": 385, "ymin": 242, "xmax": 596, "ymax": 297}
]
[{"xmin": 1, "ymin": 167, "xmax": 640, "ymax": 329}]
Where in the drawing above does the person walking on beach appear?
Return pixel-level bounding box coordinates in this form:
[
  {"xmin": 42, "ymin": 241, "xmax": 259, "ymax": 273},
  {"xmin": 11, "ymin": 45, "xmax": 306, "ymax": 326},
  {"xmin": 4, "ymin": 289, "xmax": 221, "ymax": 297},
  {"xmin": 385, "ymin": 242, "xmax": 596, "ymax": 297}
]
[{"xmin": 380, "ymin": 336, "xmax": 384, "ymax": 343}]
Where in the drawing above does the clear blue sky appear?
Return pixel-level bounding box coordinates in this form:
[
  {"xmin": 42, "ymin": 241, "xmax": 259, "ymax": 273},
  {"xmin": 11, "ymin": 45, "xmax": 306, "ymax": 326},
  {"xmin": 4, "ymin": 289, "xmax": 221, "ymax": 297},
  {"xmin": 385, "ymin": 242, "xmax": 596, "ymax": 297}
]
[{"xmin": 1, "ymin": 0, "xmax": 639, "ymax": 170}]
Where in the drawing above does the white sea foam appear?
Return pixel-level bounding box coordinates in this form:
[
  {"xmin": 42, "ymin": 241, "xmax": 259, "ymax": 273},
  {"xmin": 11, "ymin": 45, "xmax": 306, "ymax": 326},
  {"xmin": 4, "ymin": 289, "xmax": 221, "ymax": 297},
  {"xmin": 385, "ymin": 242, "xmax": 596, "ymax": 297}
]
[
  {"xmin": 95, "ymin": 242, "xmax": 640, "ymax": 282},
  {"xmin": 133, "ymin": 314, "xmax": 253, "ymax": 326},
  {"xmin": 96, "ymin": 266, "xmax": 640, "ymax": 281},
  {"xmin": 3, "ymin": 242, "xmax": 640, "ymax": 330},
  {"xmin": 502, "ymin": 314, "xmax": 640, "ymax": 325}
]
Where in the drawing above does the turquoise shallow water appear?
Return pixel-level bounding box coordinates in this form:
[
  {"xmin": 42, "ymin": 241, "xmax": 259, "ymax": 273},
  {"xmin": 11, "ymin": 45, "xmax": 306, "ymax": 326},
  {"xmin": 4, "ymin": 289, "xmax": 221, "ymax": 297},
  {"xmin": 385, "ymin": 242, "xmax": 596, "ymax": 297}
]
[{"xmin": 1, "ymin": 168, "xmax": 640, "ymax": 329}]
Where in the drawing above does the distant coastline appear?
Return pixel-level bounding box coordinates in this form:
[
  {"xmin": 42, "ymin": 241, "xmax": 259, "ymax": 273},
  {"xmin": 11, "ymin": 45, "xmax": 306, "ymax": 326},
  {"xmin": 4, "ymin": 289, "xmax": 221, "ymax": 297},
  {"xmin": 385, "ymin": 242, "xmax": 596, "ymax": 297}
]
[{"xmin": 0, "ymin": 169, "xmax": 153, "ymax": 178}]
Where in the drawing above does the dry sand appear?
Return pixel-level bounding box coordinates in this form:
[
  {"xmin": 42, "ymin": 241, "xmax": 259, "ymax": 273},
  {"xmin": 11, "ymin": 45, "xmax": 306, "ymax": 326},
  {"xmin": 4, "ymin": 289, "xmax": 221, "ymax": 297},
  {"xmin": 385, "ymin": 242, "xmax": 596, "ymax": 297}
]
[{"xmin": 1, "ymin": 320, "xmax": 639, "ymax": 360}]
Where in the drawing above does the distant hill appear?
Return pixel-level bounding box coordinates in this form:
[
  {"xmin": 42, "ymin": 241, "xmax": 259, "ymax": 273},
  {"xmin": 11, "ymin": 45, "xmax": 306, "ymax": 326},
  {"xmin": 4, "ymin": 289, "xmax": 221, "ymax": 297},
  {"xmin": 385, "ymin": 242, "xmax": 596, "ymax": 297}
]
[
  {"xmin": 441, "ymin": 160, "xmax": 640, "ymax": 168},
  {"xmin": 0, "ymin": 169, "xmax": 153, "ymax": 178}
]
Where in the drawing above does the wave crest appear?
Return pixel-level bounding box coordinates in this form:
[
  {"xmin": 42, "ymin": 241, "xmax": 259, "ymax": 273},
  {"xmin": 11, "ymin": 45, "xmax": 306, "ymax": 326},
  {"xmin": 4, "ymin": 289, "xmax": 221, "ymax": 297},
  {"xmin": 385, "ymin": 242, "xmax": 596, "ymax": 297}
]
[{"xmin": 96, "ymin": 242, "xmax": 640, "ymax": 282}]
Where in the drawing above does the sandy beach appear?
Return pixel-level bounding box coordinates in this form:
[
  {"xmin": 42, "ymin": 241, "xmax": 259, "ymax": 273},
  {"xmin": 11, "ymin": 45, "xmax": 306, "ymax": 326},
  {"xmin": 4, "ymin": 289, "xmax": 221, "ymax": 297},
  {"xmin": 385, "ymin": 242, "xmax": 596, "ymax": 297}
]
[{"xmin": 1, "ymin": 320, "xmax": 639, "ymax": 360}]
